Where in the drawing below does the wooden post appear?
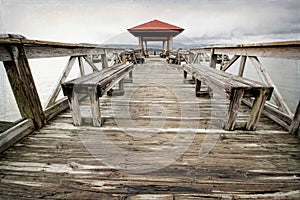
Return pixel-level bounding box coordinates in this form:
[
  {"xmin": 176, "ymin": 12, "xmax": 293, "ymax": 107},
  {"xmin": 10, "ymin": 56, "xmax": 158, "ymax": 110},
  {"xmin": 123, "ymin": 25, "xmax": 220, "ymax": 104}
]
[
  {"xmin": 122, "ymin": 53, "xmax": 126, "ymax": 63},
  {"xmin": 289, "ymin": 101, "xmax": 300, "ymax": 137},
  {"xmin": 195, "ymin": 79, "xmax": 202, "ymax": 97},
  {"xmin": 183, "ymin": 70, "xmax": 187, "ymax": 79},
  {"xmin": 124, "ymin": 70, "xmax": 133, "ymax": 83},
  {"xmin": 209, "ymin": 48, "xmax": 217, "ymax": 69},
  {"xmin": 246, "ymin": 89, "xmax": 269, "ymax": 130},
  {"xmin": 238, "ymin": 56, "xmax": 247, "ymax": 77},
  {"xmin": 101, "ymin": 52, "xmax": 108, "ymax": 69},
  {"xmin": 78, "ymin": 56, "xmax": 85, "ymax": 76},
  {"xmin": 113, "ymin": 52, "xmax": 121, "ymax": 64},
  {"xmin": 70, "ymin": 89, "xmax": 82, "ymax": 126},
  {"xmin": 88, "ymin": 87, "xmax": 101, "ymax": 127},
  {"xmin": 119, "ymin": 78, "xmax": 124, "ymax": 91},
  {"xmin": 224, "ymin": 89, "xmax": 244, "ymax": 131},
  {"xmin": 192, "ymin": 54, "xmax": 197, "ymax": 63},
  {"xmin": 3, "ymin": 45, "xmax": 45, "ymax": 128}
]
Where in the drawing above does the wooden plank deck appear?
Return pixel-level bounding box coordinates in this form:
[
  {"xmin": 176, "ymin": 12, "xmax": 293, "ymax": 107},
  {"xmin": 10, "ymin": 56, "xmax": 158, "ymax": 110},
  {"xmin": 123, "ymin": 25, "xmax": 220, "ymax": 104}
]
[{"xmin": 0, "ymin": 58, "xmax": 300, "ymax": 199}]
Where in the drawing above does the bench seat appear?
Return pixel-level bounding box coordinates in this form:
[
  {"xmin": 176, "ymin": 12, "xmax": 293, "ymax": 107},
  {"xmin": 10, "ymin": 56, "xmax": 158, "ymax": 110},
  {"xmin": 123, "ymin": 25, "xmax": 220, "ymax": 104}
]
[
  {"xmin": 62, "ymin": 63, "xmax": 134, "ymax": 127},
  {"xmin": 183, "ymin": 64, "xmax": 274, "ymax": 131}
]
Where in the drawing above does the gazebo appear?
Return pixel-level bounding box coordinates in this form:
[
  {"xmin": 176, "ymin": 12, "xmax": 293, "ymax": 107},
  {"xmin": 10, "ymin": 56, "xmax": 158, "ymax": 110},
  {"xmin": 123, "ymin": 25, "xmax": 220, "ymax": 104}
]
[{"xmin": 127, "ymin": 19, "xmax": 184, "ymax": 56}]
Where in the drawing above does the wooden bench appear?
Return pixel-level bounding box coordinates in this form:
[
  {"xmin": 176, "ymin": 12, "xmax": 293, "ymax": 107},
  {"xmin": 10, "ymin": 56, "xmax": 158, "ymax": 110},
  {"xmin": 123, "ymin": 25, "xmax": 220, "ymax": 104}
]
[
  {"xmin": 183, "ymin": 64, "xmax": 274, "ymax": 131},
  {"xmin": 62, "ymin": 63, "xmax": 134, "ymax": 127}
]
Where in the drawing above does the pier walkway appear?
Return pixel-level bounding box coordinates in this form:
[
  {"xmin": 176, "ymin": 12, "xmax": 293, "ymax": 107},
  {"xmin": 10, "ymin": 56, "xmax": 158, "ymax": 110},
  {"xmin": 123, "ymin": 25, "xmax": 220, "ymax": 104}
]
[{"xmin": 1, "ymin": 58, "xmax": 299, "ymax": 199}]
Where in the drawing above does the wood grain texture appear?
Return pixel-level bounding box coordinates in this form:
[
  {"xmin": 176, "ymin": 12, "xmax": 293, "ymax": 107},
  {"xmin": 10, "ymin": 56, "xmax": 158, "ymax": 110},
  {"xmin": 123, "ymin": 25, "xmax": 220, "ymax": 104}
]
[
  {"xmin": 183, "ymin": 63, "xmax": 273, "ymax": 131},
  {"xmin": 3, "ymin": 45, "xmax": 45, "ymax": 128},
  {"xmin": 0, "ymin": 58, "xmax": 299, "ymax": 199}
]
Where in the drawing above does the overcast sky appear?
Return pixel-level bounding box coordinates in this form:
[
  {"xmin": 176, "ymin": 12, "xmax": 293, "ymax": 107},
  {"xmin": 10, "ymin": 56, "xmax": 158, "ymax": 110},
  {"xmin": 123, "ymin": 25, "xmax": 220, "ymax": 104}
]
[{"xmin": 1, "ymin": 0, "xmax": 300, "ymax": 45}]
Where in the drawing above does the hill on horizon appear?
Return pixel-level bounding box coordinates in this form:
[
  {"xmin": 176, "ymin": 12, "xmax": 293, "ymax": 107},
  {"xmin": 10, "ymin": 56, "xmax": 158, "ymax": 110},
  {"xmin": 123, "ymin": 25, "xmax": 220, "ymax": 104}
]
[{"xmin": 102, "ymin": 32, "xmax": 206, "ymax": 49}]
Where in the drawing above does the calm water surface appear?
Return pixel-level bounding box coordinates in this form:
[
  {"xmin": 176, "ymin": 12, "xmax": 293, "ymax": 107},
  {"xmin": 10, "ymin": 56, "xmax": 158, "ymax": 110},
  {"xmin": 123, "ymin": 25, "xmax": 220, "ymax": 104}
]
[{"xmin": 0, "ymin": 57, "xmax": 299, "ymax": 122}]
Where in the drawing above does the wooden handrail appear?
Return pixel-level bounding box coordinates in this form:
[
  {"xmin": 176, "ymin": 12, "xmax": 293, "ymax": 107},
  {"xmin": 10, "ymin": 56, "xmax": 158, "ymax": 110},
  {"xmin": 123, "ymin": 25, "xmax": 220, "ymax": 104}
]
[
  {"xmin": 0, "ymin": 35, "xmax": 126, "ymax": 129},
  {"xmin": 0, "ymin": 37, "xmax": 125, "ymax": 61},
  {"xmin": 190, "ymin": 40, "xmax": 300, "ymax": 60},
  {"xmin": 189, "ymin": 41, "xmax": 300, "ymax": 134}
]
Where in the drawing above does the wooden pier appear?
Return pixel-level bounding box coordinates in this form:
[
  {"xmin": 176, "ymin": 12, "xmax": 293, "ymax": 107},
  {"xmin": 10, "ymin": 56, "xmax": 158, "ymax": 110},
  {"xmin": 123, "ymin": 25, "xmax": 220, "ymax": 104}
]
[{"xmin": 0, "ymin": 36, "xmax": 300, "ymax": 199}]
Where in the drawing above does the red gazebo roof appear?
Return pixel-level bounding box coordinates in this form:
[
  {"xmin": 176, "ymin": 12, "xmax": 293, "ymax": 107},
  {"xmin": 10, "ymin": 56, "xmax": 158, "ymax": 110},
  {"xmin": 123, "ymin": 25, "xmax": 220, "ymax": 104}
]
[
  {"xmin": 128, "ymin": 19, "xmax": 184, "ymax": 31},
  {"xmin": 127, "ymin": 19, "xmax": 184, "ymax": 38}
]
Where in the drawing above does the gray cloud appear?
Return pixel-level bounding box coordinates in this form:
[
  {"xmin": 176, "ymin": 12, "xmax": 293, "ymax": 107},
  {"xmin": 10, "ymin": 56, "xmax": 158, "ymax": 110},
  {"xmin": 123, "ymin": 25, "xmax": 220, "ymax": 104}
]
[{"xmin": 1, "ymin": 0, "xmax": 300, "ymax": 44}]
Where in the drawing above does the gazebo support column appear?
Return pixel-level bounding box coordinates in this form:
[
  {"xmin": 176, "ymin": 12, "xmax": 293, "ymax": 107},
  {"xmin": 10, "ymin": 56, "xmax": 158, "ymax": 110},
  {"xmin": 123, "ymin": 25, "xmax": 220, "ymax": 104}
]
[
  {"xmin": 138, "ymin": 36, "xmax": 142, "ymax": 49},
  {"xmin": 128, "ymin": 19, "xmax": 184, "ymax": 57},
  {"xmin": 162, "ymin": 41, "xmax": 166, "ymax": 51},
  {"xmin": 169, "ymin": 36, "xmax": 173, "ymax": 51},
  {"xmin": 166, "ymin": 37, "xmax": 170, "ymax": 56}
]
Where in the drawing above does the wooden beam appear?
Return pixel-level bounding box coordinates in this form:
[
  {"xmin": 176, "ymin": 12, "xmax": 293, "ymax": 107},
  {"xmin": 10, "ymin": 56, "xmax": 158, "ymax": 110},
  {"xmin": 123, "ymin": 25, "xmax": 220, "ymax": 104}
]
[
  {"xmin": 0, "ymin": 37, "xmax": 125, "ymax": 61},
  {"xmin": 221, "ymin": 55, "xmax": 240, "ymax": 71},
  {"xmin": 246, "ymin": 89, "xmax": 270, "ymax": 130},
  {"xmin": 224, "ymin": 89, "xmax": 244, "ymax": 131},
  {"xmin": 249, "ymin": 56, "xmax": 293, "ymax": 116},
  {"xmin": 243, "ymin": 99, "xmax": 292, "ymax": 130},
  {"xmin": 192, "ymin": 53, "xmax": 199, "ymax": 64},
  {"xmin": 70, "ymin": 89, "xmax": 82, "ymax": 126},
  {"xmin": 190, "ymin": 40, "xmax": 300, "ymax": 60},
  {"xmin": 101, "ymin": 53, "xmax": 108, "ymax": 69},
  {"xmin": 3, "ymin": 45, "xmax": 45, "ymax": 128},
  {"xmin": 45, "ymin": 56, "xmax": 76, "ymax": 108},
  {"xmin": 78, "ymin": 56, "xmax": 85, "ymax": 76},
  {"xmin": 83, "ymin": 56, "xmax": 99, "ymax": 72},
  {"xmin": 113, "ymin": 52, "xmax": 121, "ymax": 64},
  {"xmin": 88, "ymin": 87, "xmax": 101, "ymax": 127},
  {"xmin": 238, "ymin": 56, "xmax": 247, "ymax": 76},
  {"xmin": 44, "ymin": 98, "xmax": 69, "ymax": 121},
  {"xmin": 209, "ymin": 48, "xmax": 217, "ymax": 68},
  {"xmin": 0, "ymin": 119, "xmax": 34, "ymax": 153},
  {"xmin": 289, "ymin": 101, "xmax": 300, "ymax": 137}
]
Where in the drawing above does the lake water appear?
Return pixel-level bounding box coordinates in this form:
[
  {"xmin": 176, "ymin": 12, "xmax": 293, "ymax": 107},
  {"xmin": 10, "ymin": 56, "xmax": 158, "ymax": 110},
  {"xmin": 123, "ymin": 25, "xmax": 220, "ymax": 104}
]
[{"xmin": 0, "ymin": 56, "xmax": 299, "ymax": 122}]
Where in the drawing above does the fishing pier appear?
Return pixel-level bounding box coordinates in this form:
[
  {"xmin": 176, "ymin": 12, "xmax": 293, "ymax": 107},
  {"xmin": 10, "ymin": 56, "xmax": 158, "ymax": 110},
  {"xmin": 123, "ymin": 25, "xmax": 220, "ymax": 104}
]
[{"xmin": 0, "ymin": 33, "xmax": 300, "ymax": 199}]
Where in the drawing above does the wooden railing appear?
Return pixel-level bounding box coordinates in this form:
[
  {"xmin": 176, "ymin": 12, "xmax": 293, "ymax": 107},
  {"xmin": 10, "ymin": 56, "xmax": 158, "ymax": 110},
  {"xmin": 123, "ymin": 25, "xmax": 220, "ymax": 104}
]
[
  {"xmin": 0, "ymin": 34, "xmax": 125, "ymax": 152},
  {"xmin": 188, "ymin": 41, "xmax": 300, "ymax": 136}
]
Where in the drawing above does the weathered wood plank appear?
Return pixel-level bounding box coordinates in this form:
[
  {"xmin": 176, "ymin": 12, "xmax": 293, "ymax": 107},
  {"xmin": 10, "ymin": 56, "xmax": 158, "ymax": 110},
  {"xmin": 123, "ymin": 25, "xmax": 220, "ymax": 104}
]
[
  {"xmin": 221, "ymin": 55, "xmax": 240, "ymax": 71},
  {"xmin": 88, "ymin": 87, "xmax": 101, "ymax": 127},
  {"xmin": 249, "ymin": 56, "xmax": 293, "ymax": 116},
  {"xmin": 184, "ymin": 63, "xmax": 273, "ymax": 131},
  {"xmin": 3, "ymin": 45, "xmax": 45, "ymax": 128},
  {"xmin": 290, "ymin": 101, "xmax": 300, "ymax": 137},
  {"xmin": 62, "ymin": 63, "xmax": 134, "ymax": 126},
  {"xmin": 70, "ymin": 91, "xmax": 82, "ymax": 126},
  {"xmin": 243, "ymin": 99, "xmax": 292, "ymax": 130},
  {"xmin": 83, "ymin": 56, "xmax": 99, "ymax": 72},
  {"xmin": 191, "ymin": 40, "xmax": 300, "ymax": 60},
  {"xmin": 0, "ymin": 119, "xmax": 34, "ymax": 153},
  {"xmin": 246, "ymin": 89, "xmax": 270, "ymax": 130},
  {"xmin": 209, "ymin": 48, "xmax": 217, "ymax": 69},
  {"xmin": 46, "ymin": 56, "xmax": 76, "ymax": 108},
  {"xmin": 0, "ymin": 37, "xmax": 125, "ymax": 61},
  {"xmin": 101, "ymin": 53, "xmax": 108, "ymax": 69},
  {"xmin": 0, "ymin": 58, "xmax": 299, "ymax": 199},
  {"xmin": 224, "ymin": 89, "xmax": 244, "ymax": 130},
  {"xmin": 238, "ymin": 55, "xmax": 247, "ymax": 76},
  {"xmin": 78, "ymin": 56, "xmax": 85, "ymax": 76},
  {"xmin": 0, "ymin": 121, "xmax": 16, "ymax": 133},
  {"xmin": 44, "ymin": 98, "xmax": 69, "ymax": 121}
]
